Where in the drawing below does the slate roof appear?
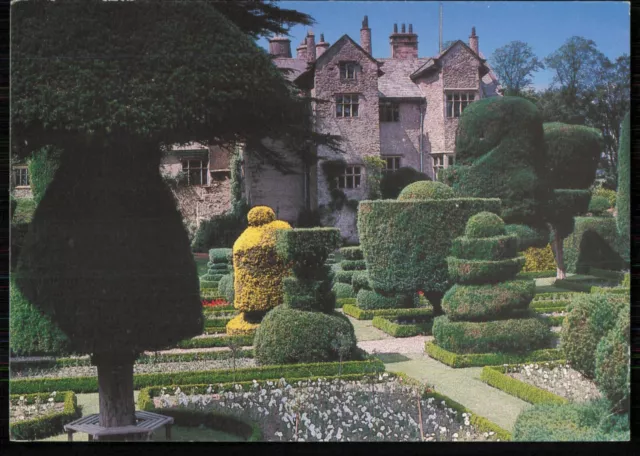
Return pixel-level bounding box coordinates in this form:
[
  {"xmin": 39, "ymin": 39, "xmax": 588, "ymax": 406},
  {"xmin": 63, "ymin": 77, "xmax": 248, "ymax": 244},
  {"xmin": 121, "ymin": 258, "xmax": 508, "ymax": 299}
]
[
  {"xmin": 273, "ymin": 58, "xmax": 310, "ymax": 81},
  {"xmin": 377, "ymin": 58, "xmax": 429, "ymax": 98}
]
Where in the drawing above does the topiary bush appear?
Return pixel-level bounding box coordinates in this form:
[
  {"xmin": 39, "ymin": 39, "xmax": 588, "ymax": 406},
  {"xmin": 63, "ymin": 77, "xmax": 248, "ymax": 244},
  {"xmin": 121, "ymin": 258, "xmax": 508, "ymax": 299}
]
[
  {"xmin": 592, "ymin": 186, "xmax": 616, "ymax": 209},
  {"xmin": 334, "ymin": 270, "xmax": 355, "ymax": 285},
  {"xmin": 397, "ymin": 180, "xmax": 455, "ymax": 201},
  {"xmin": 450, "ymin": 234, "xmax": 517, "ymax": 261},
  {"xmin": 595, "ymin": 305, "xmax": 630, "ymax": 412},
  {"xmin": 588, "ymin": 195, "xmax": 611, "ymax": 217},
  {"xmin": 340, "ymin": 259, "xmax": 367, "ymax": 271},
  {"xmin": 351, "ymin": 270, "xmax": 371, "ymax": 293},
  {"xmin": 332, "ymin": 282, "xmax": 356, "ymax": 299},
  {"xmin": 218, "ymin": 273, "xmax": 234, "ymax": 304},
  {"xmin": 356, "ymin": 289, "xmax": 415, "ymax": 310},
  {"xmin": 254, "ymin": 306, "xmax": 358, "ymax": 365},
  {"xmin": 446, "ymin": 255, "xmax": 525, "ymax": 284},
  {"xmin": 521, "ymin": 244, "xmax": 556, "ymax": 272},
  {"xmin": 562, "ymin": 217, "xmax": 624, "ymax": 274},
  {"xmin": 380, "ymin": 167, "xmax": 430, "ymax": 199},
  {"xmin": 464, "ymin": 212, "xmax": 505, "ymax": 239},
  {"xmin": 561, "ymin": 293, "xmax": 627, "ymax": 378},
  {"xmin": 505, "ymin": 224, "xmax": 550, "ymax": 251},
  {"xmin": 339, "ymin": 246, "xmax": 363, "ymax": 260},
  {"xmin": 615, "ymin": 113, "xmax": 629, "ymax": 264}
]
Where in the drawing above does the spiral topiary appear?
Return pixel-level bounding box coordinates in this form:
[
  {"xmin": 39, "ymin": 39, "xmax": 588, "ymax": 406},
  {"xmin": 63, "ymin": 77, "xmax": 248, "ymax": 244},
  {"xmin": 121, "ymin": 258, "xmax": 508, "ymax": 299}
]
[{"xmin": 397, "ymin": 181, "xmax": 456, "ymax": 201}]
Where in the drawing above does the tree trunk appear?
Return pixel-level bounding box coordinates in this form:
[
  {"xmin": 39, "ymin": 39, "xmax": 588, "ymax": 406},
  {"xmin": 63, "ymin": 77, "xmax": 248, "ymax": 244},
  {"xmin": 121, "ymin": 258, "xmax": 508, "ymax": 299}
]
[
  {"xmin": 554, "ymin": 230, "xmax": 567, "ymax": 280},
  {"xmin": 95, "ymin": 354, "xmax": 137, "ymax": 440}
]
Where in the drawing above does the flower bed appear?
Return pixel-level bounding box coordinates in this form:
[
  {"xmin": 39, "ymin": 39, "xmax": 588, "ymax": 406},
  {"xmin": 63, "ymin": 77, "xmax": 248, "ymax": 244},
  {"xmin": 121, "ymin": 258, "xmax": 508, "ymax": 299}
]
[
  {"xmin": 148, "ymin": 376, "xmax": 502, "ymax": 442},
  {"xmin": 202, "ymin": 299, "xmax": 231, "ymax": 309},
  {"xmin": 482, "ymin": 362, "xmax": 601, "ymax": 404},
  {"xmin": 372, "ymin": 316, "xmax": 433, "ymax": 338},
  {"xmin": 10, "ymin": 391, "xmax": 80, "ymax": 441},
  {"xmin": 343, "ymin": 304, "xmax": 433, "ymax": 321},
  {"xmin": 425, "ymin": 342, "xmax": 564, "ymax": 368}
]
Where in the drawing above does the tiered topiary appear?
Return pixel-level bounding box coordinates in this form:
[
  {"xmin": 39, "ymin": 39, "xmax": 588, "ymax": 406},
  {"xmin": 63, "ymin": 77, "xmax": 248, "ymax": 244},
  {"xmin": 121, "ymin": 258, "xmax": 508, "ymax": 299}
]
[
  {"xmin": 200, "ymin": 248, "xmax": 232, "ymax": 289},
  {"xmin": 358, "ymin": 180, "xmax": 501, "ymax": 314},
  {"xmin": 433, "ymin": 212, "xmax": 551, "ymax": 354},
  {"xmin": 226, "ymin": 206, "xmax": 292, "ymax": 336},
  {"xmin": 331, "ymin": 246, "xmax": 365, "ymax": 299},
  {"xmin": 254, "ymin": 228, "xmax": 358, "ymax": 364}
]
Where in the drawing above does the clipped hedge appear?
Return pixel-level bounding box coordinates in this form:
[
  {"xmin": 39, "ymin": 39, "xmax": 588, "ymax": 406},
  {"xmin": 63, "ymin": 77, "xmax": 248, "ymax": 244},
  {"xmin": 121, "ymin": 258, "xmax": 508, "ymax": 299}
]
[
  {"xmin": 590, "ymin": 286, "xmax": 629, "ymax": 295},
  {"xmin": 588, "ymin": 195, "xmax": 611, "ymax": 217},
  {"xmin": 276, "ymin": 227, "xmax": 341, "ymax": 271},
  {"xmin": 176, "ymin": 334, "xmax": 253, "ymax": 349},
  {"xmin": 343, "ymin": 304, "xmax": 433, "ymax": 320},
  {"xmin": 450, "ymin": 235, "xmax": 517, "ymax": 261},
  {"xmin": 446, "ymin": 255, "xmax": 525, "ymax": 284},
  {"xmin": 505, "ymin": 224, "xmax": 550, "ymax": 251},
  {"xmin": 356, "ymin": 289, "xmax": 414, "ymax": 310},
  {"xmin": 616, "ymin": 112, "xmax": 630, "ymax": 264},
  {"xmin": 397, "ymin": 180, "xmax": 455, "ymax": 200},
  {"xmin": 562, "ymin": 216, "xmax": 624, "ymax": 274},
  {"xmin": 372, "ymin": 316, "xmax": 433, "ymax": 337},
  {"xmin": 339, "ymin": 246, "xmax": 363, "ymax": 260},
  {"xmin": 480, "ymin": 365, "xmax": 568, "ymax": 405},
  {"xmin": 530, "ymin": 300, "xmax": 570, "ymax": 311},
  {"xmin": 432, "ymin": 314, "xmax": 552, "ymax": 354},
  {"xmin": 351, "ymin": 270, "xmax": 371, "ymax": 293},
  {"xmin": 209, "ymin": 248, "xmax": 232, "ymax": 264},
  {"xmin": 335, "ymin": 298, "xmax": 356, "ymax": 309},
  {"xmin": 9, "ymin": 391, "xmax": 80, "ymax": 441},
  {"xmin": 425, "ymin": 342, "xmax": 563, "ymax": 368},
  {"xmin": 340, "ymin": 259, "xmax": 367, "ymax": 271},
  {"xmin": 358, "ymin": 198, "xmax": 501, "ymax": 295},
  {"xmin": 442, "ymin": 280, "xmax": 535, "ymax": 321},
  {"xmin": 595, "ymin": 305, "xmax": 630, "ymax": 412},
  {"xmin": 334, "ymin": 270, "xmax": 355, "ymax": 284},
  {"xmin": 332, "ymin": 282, "xmax": 355, "ymax": 299},
  {"xmin": 464, "ymin": 212, "xmax": 505, "ymax": 239},
  {"xmin": 516, "ymin": 270, "xmax": 556, "ymax": 279},
  {"xmin": 554, "ymin": 278, "xmax": 594, "ymax": 293},
  {"xmin": 588, "ymin": 268, "xmax": 626, "ymax": 282}
]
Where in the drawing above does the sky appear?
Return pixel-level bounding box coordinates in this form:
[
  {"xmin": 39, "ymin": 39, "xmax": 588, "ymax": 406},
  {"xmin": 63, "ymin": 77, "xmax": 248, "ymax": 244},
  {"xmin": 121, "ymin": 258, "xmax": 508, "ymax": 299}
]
[{"xmin": 257, "ymin": 1, "xmax": 630, "ymax": 90}]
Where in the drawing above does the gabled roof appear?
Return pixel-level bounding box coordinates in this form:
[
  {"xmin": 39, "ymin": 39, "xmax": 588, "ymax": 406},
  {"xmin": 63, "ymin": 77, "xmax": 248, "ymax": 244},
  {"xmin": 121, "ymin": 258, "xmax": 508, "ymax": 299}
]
[
  {"xmin": 273, "ymin": 57, "xmax": 310, "ymax": 82},
  {"xmin": 377, "ymin": 58, "xmax": 429, "ymax": 98},
  {"xmin": 410, "ymin": 40, "xmax": 488, "ymax": 80}
]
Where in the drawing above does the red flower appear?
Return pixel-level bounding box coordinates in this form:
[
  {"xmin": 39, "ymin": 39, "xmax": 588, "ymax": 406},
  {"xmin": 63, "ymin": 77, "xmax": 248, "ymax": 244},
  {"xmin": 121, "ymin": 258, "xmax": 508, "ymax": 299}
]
[
  {"xmin": 418, "ymin": 290, "xmax": 424, "ymax": 296},
  {"xmin": 202, "ymin": 299, "xmax": 229, "ymax": 308}
]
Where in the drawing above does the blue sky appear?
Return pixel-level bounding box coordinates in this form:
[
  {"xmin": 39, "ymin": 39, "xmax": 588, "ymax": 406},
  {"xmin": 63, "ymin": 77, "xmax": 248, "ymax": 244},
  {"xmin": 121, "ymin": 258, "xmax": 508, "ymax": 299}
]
[{"xmin": 257, "ymin": 1, "xmax": 630, "ymax": 90}]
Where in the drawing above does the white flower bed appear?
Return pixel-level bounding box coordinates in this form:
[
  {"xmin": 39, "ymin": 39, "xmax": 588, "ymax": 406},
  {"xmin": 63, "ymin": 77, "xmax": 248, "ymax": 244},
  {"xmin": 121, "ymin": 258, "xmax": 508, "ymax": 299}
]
[
  {"xmin": 11, "ymin": 358, "xmax": 256, "ymax": 379},
  {"xmin": 507, "ymin": 363, "xmax": 601, "ymax": 402},
  {"xmin": 10, "ymin": 392, "xmax": 63, "ymax": 422},
  {"xmin": 153, "ymin": 376, "xmax": 499, "ymax": 442}
]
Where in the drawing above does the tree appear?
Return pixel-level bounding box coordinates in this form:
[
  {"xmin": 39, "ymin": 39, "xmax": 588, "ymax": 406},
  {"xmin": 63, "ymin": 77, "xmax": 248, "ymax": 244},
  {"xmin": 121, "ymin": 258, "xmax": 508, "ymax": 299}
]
[
  {"xmin": 490, "ymin": 41, "xmax": 544, "ymax": 96},
  {"xmin": 12, "ymin": 0, "xmax": 334, "ymax": 435},
  {"xmin": 542, "ymin": 123, "xmax": 603, "ymax": 279}
]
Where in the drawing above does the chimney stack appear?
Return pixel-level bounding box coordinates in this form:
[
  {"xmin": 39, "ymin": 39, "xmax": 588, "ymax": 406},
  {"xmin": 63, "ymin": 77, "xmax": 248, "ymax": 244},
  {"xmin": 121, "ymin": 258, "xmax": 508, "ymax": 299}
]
[
  {"xmin": 296, "ymin": 37, "xmax": 307, "ymax": 60},
  {"xmin": 469, "ymin": 26, "xmax": 479, "ymax": 55},
  {"xmin": 360, "ymin": 15, "xmax": 372, "ymax": 54},
  {"xmin": 316, "ymin": 33, "xmax": 330, "ymax": 57},
  {"xmin": 390, "ymin": 22, "xmax": 418, "ymax": 59},
  {"xmin": 306, "ymin": 30, "xmax": 316, "ymax": 63},
  {"xmin": 268, "ymin": 35, "xmax": 292, "ymax": 58}
]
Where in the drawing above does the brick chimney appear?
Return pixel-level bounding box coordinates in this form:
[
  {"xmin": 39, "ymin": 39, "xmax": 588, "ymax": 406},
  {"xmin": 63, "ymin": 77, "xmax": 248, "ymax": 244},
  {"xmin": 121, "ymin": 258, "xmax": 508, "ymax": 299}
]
[
  {"xmin": 316, "ymin": 33, "xmax": 330, "ymax": 58},
  {"xmin": 296, "ymin": 38, "xmax": 307, "ymax": 60},
  {"xmin": 390, "ymin": 23, "xmax": 418, "ymax": 59},
  {"xmin": 469, "ymin": 27, "xmax": 479, "ymax": 55},
  {"xmin": 306, "ymin": 30, "xmax": 316, "ymax": 63},
  {"xmin": 268, "ymin": 35, "xmax": 292, "ymax": 58},
  {"xmin": 360, "ymin": 15, "xmax": 372, "ymax": 55}
]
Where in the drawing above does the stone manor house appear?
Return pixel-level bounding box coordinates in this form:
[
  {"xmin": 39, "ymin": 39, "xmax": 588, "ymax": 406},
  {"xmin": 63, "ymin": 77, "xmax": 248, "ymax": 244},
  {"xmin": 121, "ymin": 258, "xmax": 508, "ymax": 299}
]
[{"xmin": 11, "ymin": 17, "xmax": 502, "ymax": 243}]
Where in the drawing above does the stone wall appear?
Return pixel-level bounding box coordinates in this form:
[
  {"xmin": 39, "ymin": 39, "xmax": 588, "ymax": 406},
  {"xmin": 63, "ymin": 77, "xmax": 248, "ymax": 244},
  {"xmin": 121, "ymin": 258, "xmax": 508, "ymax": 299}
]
[{"xmin": 380, "ymin": 101, "xmax": 423, "ymax": 171}]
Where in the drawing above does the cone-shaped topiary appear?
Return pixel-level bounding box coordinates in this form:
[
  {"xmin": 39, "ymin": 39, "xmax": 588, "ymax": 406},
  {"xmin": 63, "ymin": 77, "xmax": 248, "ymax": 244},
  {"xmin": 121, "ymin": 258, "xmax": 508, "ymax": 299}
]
[
  {"xmin": 435, "ymin": 213, "xmax": 551, "ymax": 353},
  {"xmin": 397, "ymin": 181, "xmax": 456, "ymax": 201},
  {"xmin": 229, "ymin": 206, "xmax": 291, "ymax": 335}
]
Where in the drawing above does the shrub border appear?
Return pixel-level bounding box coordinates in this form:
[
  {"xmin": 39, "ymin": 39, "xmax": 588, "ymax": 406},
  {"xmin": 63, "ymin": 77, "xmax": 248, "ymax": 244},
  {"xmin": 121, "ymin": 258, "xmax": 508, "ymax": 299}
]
[
  {"xmin": 424, "ymin": 342, "xmax": 564, "ymax": 368},
  {"xmin": 371, "ymin": 316, "xmax": 433, "ymax": 337},
  {"xmin": 9, "ymin": 391, "xmax": 80, "ymax": 441},
  {"xmin": 480, "ymin": 364, "xmax": 569, "ymax": 406},
  {"xmin": 343, "ymin": 304, "xmax": 433, "ymax": 321}
]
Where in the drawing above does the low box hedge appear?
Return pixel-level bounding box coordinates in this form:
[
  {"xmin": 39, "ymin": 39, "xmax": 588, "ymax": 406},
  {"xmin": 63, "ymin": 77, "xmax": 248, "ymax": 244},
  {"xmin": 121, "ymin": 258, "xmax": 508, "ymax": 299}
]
[
  {"xmin": 176, "ymin": 335, "xmax": 254, "ymax": 349},
  {"xmin": 372, "ymin": 316, "xmax": 433, "ymax": 337},
  {"xmin": 200, "ymin": 280, "xmax": 220, "ymax": 289},
  {"xmin": 341, "ymin": 259, "xmax": 367, "ymax": 271},
  {"xmin": 335, "ymin": 298, "xmax": 356, "ymax": 309},
  {"xmin": 530, "ymin": 300, "xmax": 569, "ymax": 311},
  {"xmin": 9, "ymin": 391, "xmax": 80, "ymax": 441},
  {"xmin": 203, "ymin": 308, "xmax": 236, "ymax": 318},
  {"xmin": 205, "ymin": 318, "xmax": 232, "ymax": 328},
  {"xmin": 590, "ymin": 286, "xmax": 629, "ymax": 295},
  {"xmin": 480, "ymin": 365, "xmax": 568, "ymax": 406},
  {"xmin": 425, "ymin": 341, "xmax": 564, "ymax": 368},
  {"xmin": 516, "ymin": 270, "xmax": 556, "ymax": 279},
  {"xmin": 9, "ymin": 359, "xmax": 385, "ymax": 395},
  {"xmin": 201, "ymin": 288, "xmax": 224, "ymax": 300},
  {"xmin": 339, "ymin": 246, "xmax": 363, "ymax": 260},
  {"xmin": 204, "ymin": 326, "xmax": 227, "ymax": 335},
  {"xmin": 532, "ymin": 292, "xmax": 578, "ymax": 302},
  {"xmin": 343, "ymin": 304, "xmax": 433, "ymax": 320},
  {"xmin": 356, "ymin": 289, "xmax": 412, "ymax": 310}
]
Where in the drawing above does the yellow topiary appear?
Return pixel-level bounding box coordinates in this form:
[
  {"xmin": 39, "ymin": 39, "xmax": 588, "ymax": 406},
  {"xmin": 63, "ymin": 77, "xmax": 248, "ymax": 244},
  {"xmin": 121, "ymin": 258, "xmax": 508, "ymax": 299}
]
[
  {"xmin": 232, "ymin": 208, "xmax": 292, "ymax": 313},
  {"xmin": 247, "ymin": 206, "xmax": 276, "ymax": 227},
  {"xmin": 226, "ymin": 313, "xmax": 260, "ymax": 336},
  {"xmin": 522, "ymin": 243, "xmax": 556, "ymax": 272}
]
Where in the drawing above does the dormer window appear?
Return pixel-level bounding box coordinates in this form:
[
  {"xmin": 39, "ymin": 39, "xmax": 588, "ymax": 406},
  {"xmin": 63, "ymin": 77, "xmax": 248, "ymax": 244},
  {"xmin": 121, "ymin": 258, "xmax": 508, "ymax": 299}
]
[{"xmin": 340, "ymin": 62, "xmax": 357, "ymax": 80}]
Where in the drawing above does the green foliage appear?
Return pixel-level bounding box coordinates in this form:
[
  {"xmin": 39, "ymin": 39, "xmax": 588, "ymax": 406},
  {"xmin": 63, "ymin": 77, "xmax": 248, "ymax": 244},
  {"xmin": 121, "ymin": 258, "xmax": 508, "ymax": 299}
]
[
  {"xmin": 621, "ymin": 273, "xmax": 630, "ymax": 288},
  {"xmin": 546, "ymin": 189, "xmax": 592, "ymax": 239},
  {"xmin": 372, "ymin": 316, "xmax": 433, "ymax": 337},
  {"xmin": 425, "ymin": 341, "xmax": 564, "ymax": 368},
  {"xmin": 432, "ymin": 314, "xmax": 552, "ymax": 354},
  {"xmin": 451, "ymin": 235, "xmax": 518, "ymax": 261},
  {"xmin": 351, "ymin": 270, "xmax": 371, "ymax": 293},
  {"xmin": 253, "ymin": 306, "xmax": 358, "ymax": 365},
  {"xmin": 512, "ymin": 399, "xmax": 630, "ymax": 441},
  {"xmin": 282, "ymin": 277, "xmax": 334, "ymax": 313},
  {"xmin": 530, "ymin": 300, "xmax": 570, "ymax": 311},
  {"xmin": 209, "ymin": 248, "xmax": 232, "ymax": 264},
  {"xmin": 9, "ymin": 279, "xmax": 70, "ymax": 357},
  {"xmin": 592, "ymin": 186, "xmax": 616, "ymax": 208},
  {"xmin": 481, "ymin": 366, "xmax": 568, "ymax": 405},
  {"xmin": 343, "ymin": 304, "xmax": 433, "ymax": 320},
  {"xmin": 339, "ymin": 246, "xmax": 364, "ymax": 260},
  {"xmin": 505, "ymin": 223, "xmax": 550, "ymax": 251},
  {"xmin": 9, "ymin": 391, "xmax": 80, "ymax": 441},
  {"xmin": 340, "ymin": 259, "xmax": 367, "ymax": 271},
  {"xmin": 521, "ymin": 244, "xmax": 556, "ymax": 272},
  {"xmin": 464, "ymin": 212, "xmax": 506, "ymax": 238},
  {"xmin": 562, "ymin": 217, "xmax": 624, "ymax": 273},
  {"xmin": 28, "ymin": 146, "xmax": 61, "ymax": 205},
  {"xmin": 357, "ymin": 198, "xmax": 500, "ymax": 296},
  {"xmin": 445, "ymin": 96, "xmax": 547, "ymax": 225},
  {"xmin": 276, "ymin": 228, "xmax": 341, "ymax": 274},
  {"xmin": 595, "ymin": 305, "xmax": 630, "ymax": 412},
  {"xmin": 218, "ymin": 274, "xmax": 234, "ymax": 304},
  {"xmin": 356, "ymin": 289, "xmax": 414, "ymax": 310},
  {"xmin": 489, "ymin": 41, "xmax": 545, "ymax": 95},
  {"xmin": 334, "ymin": 270, "xmax": 355, "ymax": 284},
  {"xmin": 380, "ymin": 167, "xmax": 430, "ymax": 199},
  {"xmin": 516, "ymin": 270, "xmax": 556, "ymax": 279},
  {"xmin": 332, "ymin": 282, "xmax": 355, "ymax": 299},
  {"xmin": 616, "ymin": 112, "xmax": 630, "ymax": 264},
  {"xmin": 442, "ymin": 280, "xmax": 535, "ymax": 321},
  {"xmin": 335, "ymin": 298, "xmax": 356, "ymax": 309},
  {"xmin": 446, "ymin": 256, "xmax": 526, "ymax": 284},
  {"xmin": 561, "ymin": 293, "xmax": 627, "ymax": 378},
  {"xmin": 176, "ymin": 334, "xmax": 252, "ymax": 350},
  {"xmin": 397, "ymin": 180, "xmax": 455, "ymax": 201},
  {"xmin": 363, "ymin": 156, "xmax": 386, "ymax": 200},
  {"xmin": 192, "ymin": 202, "xmax": 249, "ymax": 252}
]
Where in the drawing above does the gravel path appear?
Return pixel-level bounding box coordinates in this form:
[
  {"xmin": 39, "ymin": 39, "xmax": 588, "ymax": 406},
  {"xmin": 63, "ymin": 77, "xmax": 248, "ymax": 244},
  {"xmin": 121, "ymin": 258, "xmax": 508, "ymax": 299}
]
[{"xmin": 358, "ymin": 336, "xmax": 431, "ymax": 355}]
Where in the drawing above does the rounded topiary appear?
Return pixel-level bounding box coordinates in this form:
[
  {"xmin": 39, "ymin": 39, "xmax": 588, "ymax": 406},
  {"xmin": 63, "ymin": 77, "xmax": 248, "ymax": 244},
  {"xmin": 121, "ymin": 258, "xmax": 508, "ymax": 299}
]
[
  {"xmin": 561, "ymin": 293, "xmax": 627, "ymax": 378},
  {"xmin": 450, "ymin": 234, "xmax": 518, "ymax": 261},
  {"xmin": 332, "ymin": 282, "xmax": 355, "ymax": 299},
  {"xmin": 254, "ymin": 306, "xmax": 358, "ymax": 365},
  {"xmin": 209, "ymin": 248, "xmax": 232, "ymax": 264},
  {"xmin": 282, "ymin": 276, "xmax": 335, "ymax": 313},
  {"xmin": 356, "ymin": 289, "xmax": 414, "ymax": 310},
  {"xmin": 247, "ymin": 206, "xmax": 276, "ymax": 227},
  {"xmin": 351, "ymin": 270, "xmax": 371, "ymax": 293},
  {"xmin": 595, "ymin": 305, "xmax": 630, "ymax": 412},
  {"xmin": 505, "ymin": 223, "xmax": 550, "ymax": 251},
  {"xmin": 397, "ymin": 181, "xmax": 455, "ymax": 201},
  {"xmin": 465, "ymin": 211, "xmax": 506, "ymax": 238}
]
